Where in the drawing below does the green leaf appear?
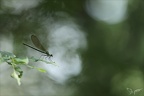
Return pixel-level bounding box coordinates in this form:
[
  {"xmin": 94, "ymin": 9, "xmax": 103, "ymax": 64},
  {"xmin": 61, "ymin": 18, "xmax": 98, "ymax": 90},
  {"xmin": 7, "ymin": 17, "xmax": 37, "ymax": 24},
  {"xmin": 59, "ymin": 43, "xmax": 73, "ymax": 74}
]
[
  {"xmin": 36, "ymin": 68, "xmax": 47, "ymax": 73},
  {"xmin": 29, "ymin": 56, "xmax": 56, "ymax": 65},
  {"xmin": 0, "ymin": 51, "xmax": 16, "ymax": 60},
  {"xmin": 0, "ymin": 54, "xmax": 4, "ymax": 63},
  {"xmin": 26, "ymin": 65, "xmax": 35, "ymax": 69},
  {"xmin": 11, "ymin": 70, "xmax": 21, "ymax": 86},
  {"xmin": 0, "ymin": 51, "xmax": 16, "ymax": 63},
  {"xmin": 13, "ymin": 57, "xmax": 29, "ymax": 65},
  {"xmin": 29, "ymin": 56, "xmax": 39, "ymax": 62},
  {"xmin": 14, "ymin": 66, "xmax": 23, "ymax": 78}
]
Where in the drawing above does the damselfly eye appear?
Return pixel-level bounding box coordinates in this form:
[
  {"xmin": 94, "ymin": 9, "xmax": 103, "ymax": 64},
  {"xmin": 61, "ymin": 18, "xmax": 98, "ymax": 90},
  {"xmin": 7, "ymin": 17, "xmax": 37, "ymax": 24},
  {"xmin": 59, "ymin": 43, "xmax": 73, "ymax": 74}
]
[{"xmin": 50, "ymin": 54, "xmax": 53, "ymax": 57}]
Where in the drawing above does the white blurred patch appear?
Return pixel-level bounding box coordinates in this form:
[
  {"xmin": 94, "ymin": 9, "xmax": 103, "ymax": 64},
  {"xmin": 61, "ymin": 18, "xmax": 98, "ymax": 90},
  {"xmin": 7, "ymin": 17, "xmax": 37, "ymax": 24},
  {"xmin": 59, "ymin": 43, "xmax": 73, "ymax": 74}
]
[
  {"xmin": 1, "ymin": 0, "xmax": 41, "ymax": 14},
  {"xmin": 86, "ymin": 0, "xmax": 128, "ymax": 24},
  {"xmin": 43, "ymin": 21, "xmax": 87, "ymax": 84},
  {"xmin": 0, "ymin": 35, "xmax": 13, "ymax": 52}
]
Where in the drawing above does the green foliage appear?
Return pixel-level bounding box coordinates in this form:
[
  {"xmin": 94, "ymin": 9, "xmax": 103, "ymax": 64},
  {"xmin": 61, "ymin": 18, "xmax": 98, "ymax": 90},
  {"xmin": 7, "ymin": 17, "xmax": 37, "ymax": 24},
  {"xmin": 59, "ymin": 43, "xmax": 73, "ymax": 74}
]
[{"xmin": 0, "ymin": 51, "xmax": 56, "ymax": 86}]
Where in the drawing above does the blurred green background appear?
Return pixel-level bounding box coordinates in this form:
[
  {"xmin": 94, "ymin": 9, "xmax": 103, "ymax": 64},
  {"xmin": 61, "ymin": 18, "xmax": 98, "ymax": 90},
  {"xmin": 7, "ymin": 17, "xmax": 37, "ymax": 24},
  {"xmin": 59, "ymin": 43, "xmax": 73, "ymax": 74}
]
[{"xmin": 0, "ymin": 0, "xmax": 144, "ymax": 96}]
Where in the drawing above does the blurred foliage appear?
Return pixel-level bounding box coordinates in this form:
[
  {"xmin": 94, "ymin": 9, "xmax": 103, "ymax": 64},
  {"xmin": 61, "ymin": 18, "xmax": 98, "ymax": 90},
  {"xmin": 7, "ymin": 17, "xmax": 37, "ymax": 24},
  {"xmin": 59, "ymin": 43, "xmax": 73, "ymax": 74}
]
[{"xmin": 0, "ymin": 51, "xmax": 55, "ymax": 85}]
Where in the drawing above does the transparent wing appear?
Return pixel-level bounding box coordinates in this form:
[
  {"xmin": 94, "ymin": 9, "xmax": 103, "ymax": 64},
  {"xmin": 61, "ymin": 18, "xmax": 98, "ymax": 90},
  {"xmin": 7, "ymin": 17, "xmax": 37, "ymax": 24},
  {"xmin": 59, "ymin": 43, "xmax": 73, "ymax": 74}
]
[{"xmin": 31, "ymin": 35, "xmax": 47, "ymax": 52}]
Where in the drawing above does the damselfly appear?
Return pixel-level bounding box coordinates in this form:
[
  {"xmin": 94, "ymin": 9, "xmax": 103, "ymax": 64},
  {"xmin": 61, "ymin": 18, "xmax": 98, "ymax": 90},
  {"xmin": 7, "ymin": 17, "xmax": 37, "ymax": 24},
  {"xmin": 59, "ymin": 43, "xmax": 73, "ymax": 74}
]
[{"xmin": 23, "ymin": 35, "xmax": 53, "ymax": 58}]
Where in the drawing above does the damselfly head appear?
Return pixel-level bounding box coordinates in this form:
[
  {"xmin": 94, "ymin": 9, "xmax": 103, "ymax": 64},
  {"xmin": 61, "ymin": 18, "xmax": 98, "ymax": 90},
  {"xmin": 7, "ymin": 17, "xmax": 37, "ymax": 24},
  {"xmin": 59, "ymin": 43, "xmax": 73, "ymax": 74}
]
[{"xmin": 49, "ymin": 54, "xmax": 53, "ymax": 57}]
